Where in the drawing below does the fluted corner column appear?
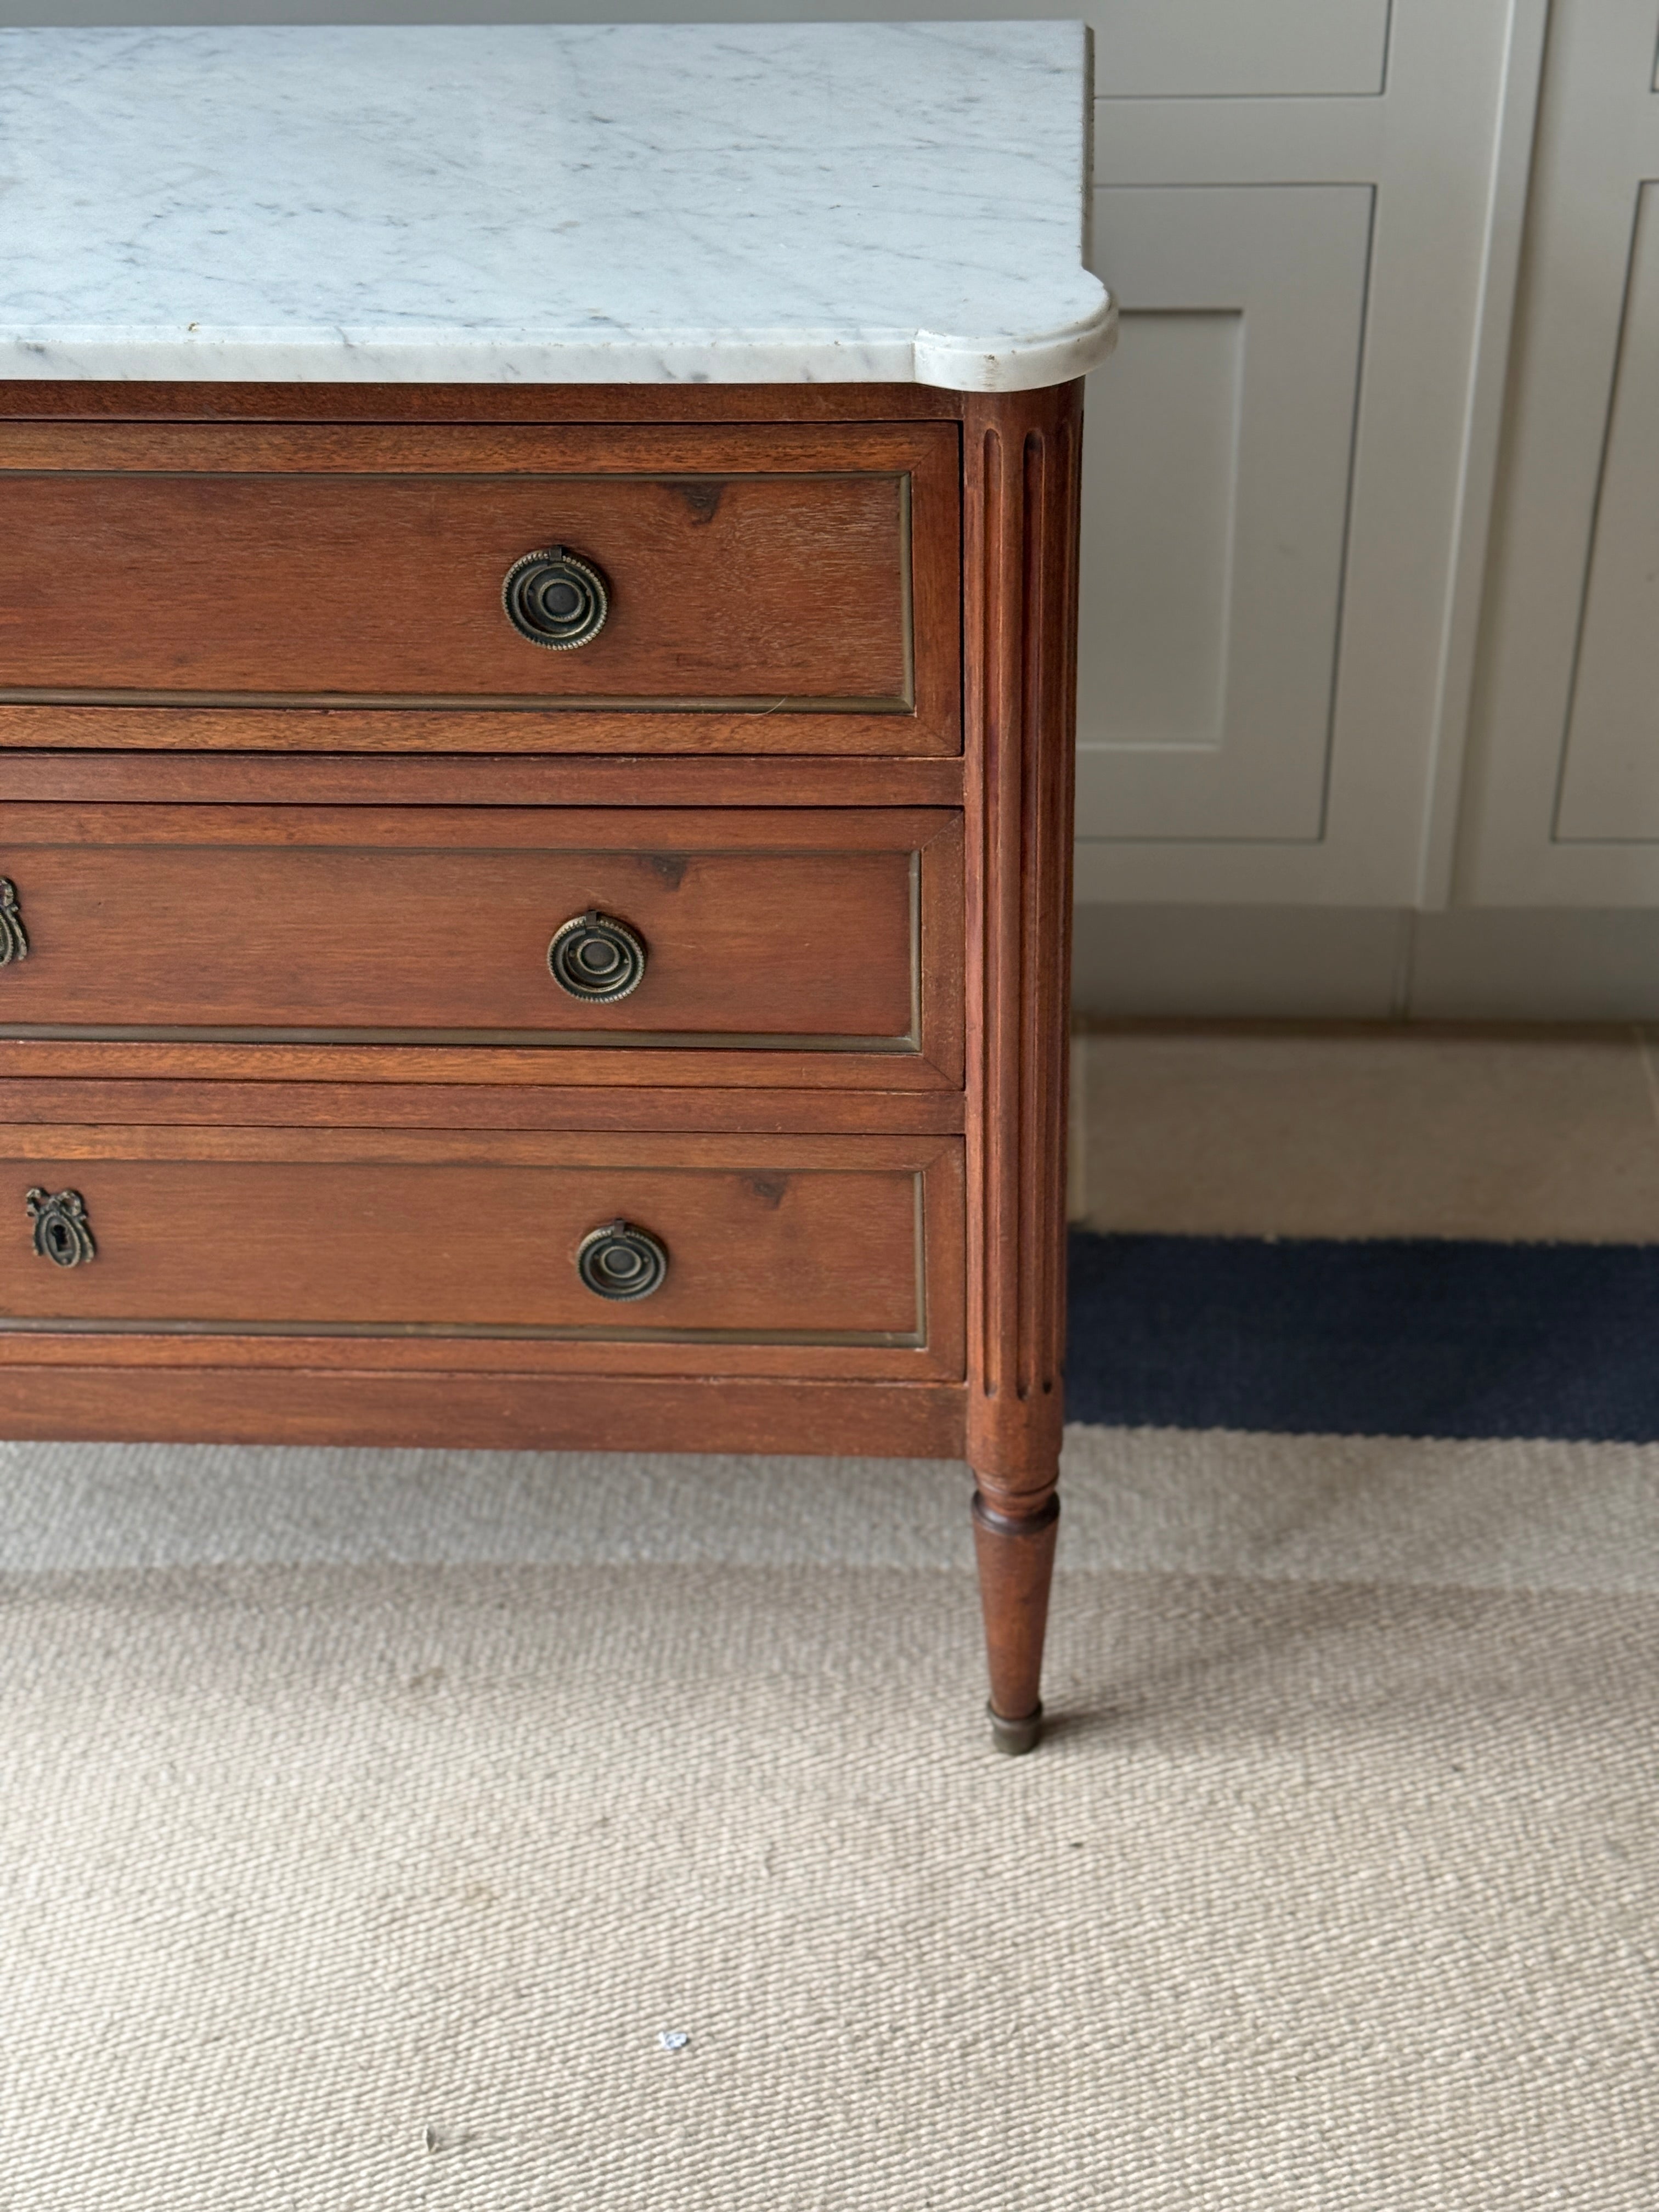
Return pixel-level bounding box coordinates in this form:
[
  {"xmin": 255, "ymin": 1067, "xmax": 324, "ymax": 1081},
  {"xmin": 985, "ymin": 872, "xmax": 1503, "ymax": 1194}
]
[{"xmin": 960, "ymin": 380, "xmax": 1085, "ymax": 1752}]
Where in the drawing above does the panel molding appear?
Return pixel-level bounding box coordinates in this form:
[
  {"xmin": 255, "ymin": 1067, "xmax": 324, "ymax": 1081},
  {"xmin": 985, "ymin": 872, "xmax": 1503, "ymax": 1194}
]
[
  {"xmin": 1077, "ymin": 183, "xmax": 1372, "ymax": 843},
  {"xmin": 1071, "ymin": 899, "xmax": 1659, "ymax": 1019}
]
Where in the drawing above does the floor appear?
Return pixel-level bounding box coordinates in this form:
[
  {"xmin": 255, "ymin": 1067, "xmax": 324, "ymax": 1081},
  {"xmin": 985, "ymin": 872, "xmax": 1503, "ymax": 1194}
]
[
  {"xmin": 1070, "ymin": 1021, "xmax": 1659, "ymax": 1240},
  {"xmin": 5, "ymin": 1426, "xmax": 1654, "ymax": 2212}
]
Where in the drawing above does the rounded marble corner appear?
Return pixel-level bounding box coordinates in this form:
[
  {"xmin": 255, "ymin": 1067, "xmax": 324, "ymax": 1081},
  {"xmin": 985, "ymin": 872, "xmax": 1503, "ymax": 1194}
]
[{"xmin": 913, "ymin": 287, "xmax": 1118, "ymax": 394}]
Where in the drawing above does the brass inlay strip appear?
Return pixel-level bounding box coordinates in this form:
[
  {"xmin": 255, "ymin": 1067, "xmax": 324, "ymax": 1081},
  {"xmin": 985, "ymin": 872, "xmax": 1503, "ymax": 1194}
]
[
  {"xmin": 0, "ymin": 1317, "xmax": 926, "ymax": 1347},
  {"xmin": 897, "ymin": 469, "xmax": 916, "ymax": 714},
  {"xmin": 0, "ymin": 1024, "xmax": 920, "ymax": 1052},
  {"xmin": 0, "ymin": 689, "xmax": 913, "ymax": 714}
]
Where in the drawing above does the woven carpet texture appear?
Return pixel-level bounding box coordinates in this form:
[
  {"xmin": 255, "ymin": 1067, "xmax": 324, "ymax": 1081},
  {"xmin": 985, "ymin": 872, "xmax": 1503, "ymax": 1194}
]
[{"xmin": 2, "ymin": 1427, "xmax": 1654, "ymax": 2210}]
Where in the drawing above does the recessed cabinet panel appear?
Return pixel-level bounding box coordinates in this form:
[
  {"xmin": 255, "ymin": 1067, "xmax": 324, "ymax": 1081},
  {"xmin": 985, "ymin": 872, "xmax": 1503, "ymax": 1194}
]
[
  {"xmin": 1076, "ymin": 185, "xmax": 1373, "ymax": 843},
  {"xmin": 1554, "ymin": 186, "xmax": 1659, "ymax": 840},
  {"xmin": 1092, "ymin": 0, "xmax": 1389, "ymax": 98},
  {"xmin": 1082, "ymin": 309, "xmax": 1242, "ymax": 751}
]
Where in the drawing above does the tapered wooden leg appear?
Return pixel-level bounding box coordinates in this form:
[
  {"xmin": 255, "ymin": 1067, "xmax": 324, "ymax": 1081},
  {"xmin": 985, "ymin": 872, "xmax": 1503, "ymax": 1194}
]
[
  {"xmin": 961, "ymin": 381, "xmax": 1084, "ymax": 1754},
  {"xmin": 972, "ymin": 1485, "xmax": 1060, "ymax": 1753}
]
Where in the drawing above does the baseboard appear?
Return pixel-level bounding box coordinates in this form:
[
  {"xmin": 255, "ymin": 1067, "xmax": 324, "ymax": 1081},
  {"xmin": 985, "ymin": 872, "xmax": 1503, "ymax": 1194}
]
[{"xmin": 1073, "ymin": 905, "xmax": 1659, "ymax": 1022}]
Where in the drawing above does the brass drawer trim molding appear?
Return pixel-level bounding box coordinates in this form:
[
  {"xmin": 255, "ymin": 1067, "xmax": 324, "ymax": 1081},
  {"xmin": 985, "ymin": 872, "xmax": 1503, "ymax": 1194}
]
[
  {"xmin": 0, "ymin": 1316, "xmax": 929, "ymax": 1348},
  {"xmin": 0, "ymin": 1142, "xmax": 955, "ymax": 1362},
  {"xmin": 0, "ymin": 462, "xmax": 922, "ymax": 713},
  {"xmin": 0, "ymin": 1024, "xmax": 923, "ymax": 1052},
  {"xmin": 0, "ymin": 688, "xmax": 917, "ymax": 715},
  {"xmin": 0, "ymin": 820, "xmax": 944, "ymax": 1067}
]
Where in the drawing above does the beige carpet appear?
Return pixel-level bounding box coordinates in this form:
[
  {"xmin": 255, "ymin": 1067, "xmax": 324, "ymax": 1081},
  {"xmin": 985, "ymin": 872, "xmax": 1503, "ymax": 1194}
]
[{"xmin": 1, "ymin": 1427, "xmax": 1655, "ymax": 2209}]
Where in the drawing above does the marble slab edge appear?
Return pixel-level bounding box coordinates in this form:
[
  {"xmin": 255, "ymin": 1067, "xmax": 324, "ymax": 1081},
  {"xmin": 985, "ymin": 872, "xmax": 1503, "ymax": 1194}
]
[{"xmin": 0, "ymin": 304, "xmax": 1118, "ymax": 396}]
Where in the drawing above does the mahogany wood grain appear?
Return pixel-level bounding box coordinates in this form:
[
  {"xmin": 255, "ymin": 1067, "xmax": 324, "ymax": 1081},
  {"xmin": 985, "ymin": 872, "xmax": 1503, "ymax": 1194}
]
[
  {"xmin": 0, "ymin": 422, "xmax": 961, "ymax": 755},
  {"xmin": 0, "ymin": 1127, "xmax": 964, "ymax": 1383},
  {"xmin": 2, "ymin": 472, "xmax": 904, "ymax": 698},
  {"xmin": 0, "ymin": 1334, "xmax": 951, "ymax": 1383},
  {"xmin": 0, "ymin": 805, "xmax": 960, "ymax": 1067},
  {"xmin": 0, "ymin": 382, "xmax": 961, "ymax": 425},
  {"xmin": 0, "ymin": 1081, "xmax": 966, "ymax": 1136},
  {"xmin": 0, "ymin": 1040, "xmax": 956, "ymax": 1091},
  {"xmin": 0, "ymin": 801, "xmax": 945, "ymax": 850},
  {"xmin": 961, "ymin": 381, "xmax": 1085, "ymax": 1748},
  {"xmin": 2, "ymin": 1153, "xmax": 836, "ymax": 1325},
  {"xmin": 0, "ymin": 421, "xmax": 946, "ymax": 475},
  {"xmin": 0, "ymin": 1368, "xmax": 968, "ymax": 1457},
  {"xmin": 0, "ymin": 749, "xmax": 965, "ymax": 810},
  {"xmin": 0, "ymin": 1123, "xmax": 951, "ymax": 1167},
  {"xmin": 0, "ymin": 708, "xmax": 949, "ymax": 758}
]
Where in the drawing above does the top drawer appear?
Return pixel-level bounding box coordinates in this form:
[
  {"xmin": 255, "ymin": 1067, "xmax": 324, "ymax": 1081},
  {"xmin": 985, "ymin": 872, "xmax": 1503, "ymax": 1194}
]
[{"xmin": 0, "ymin": 422, "xmax": 961, "ymax": 756}]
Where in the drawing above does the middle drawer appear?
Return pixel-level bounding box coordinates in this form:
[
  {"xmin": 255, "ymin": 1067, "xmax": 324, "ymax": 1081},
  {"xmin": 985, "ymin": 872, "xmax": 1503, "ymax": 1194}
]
[{"xmin": 0, "ymin": 805, "xmax": 963, "ymax": 1084}]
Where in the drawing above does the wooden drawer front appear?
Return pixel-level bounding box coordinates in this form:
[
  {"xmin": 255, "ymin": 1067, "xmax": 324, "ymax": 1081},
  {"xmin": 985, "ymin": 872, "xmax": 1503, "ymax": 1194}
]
[
  {"xmin": 0, "ymin": 423, "xmax": 960, "ymax": 756},
  {"xmin": 0, "ymin": 806, "xmax": 963, "ymax": 1079},
  {"xmin": 0, "ymin": 1129, "xmax": 964, "ymax": 1382}
]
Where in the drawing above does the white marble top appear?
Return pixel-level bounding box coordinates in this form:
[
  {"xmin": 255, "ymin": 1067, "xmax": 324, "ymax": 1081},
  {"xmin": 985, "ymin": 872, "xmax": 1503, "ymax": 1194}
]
[{"xmin": 0, "ymin": 23, "xmax": 1111, "ymax": 391}]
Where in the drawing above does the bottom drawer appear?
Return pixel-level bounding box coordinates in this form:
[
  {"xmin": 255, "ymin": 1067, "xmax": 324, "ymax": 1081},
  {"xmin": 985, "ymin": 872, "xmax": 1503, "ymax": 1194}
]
[{"xmin": 0, "ymin": 1126, "xmax": 963, "ymax": 1383}]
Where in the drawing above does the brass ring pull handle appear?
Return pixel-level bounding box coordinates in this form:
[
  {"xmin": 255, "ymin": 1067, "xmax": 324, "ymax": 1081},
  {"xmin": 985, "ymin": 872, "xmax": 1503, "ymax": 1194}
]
[
  {"xmin": 0, "ymin": 878, "xmax": 28, "ymax": 966},
  {"xmin": 502, "ymin": 546, "xmax": 610, "ymax": 650},
  {"xmin": 27, "ymin": 1187, "xmax": 95, "ymax": 1268},
  {"xmin": 576, "ymin": 1219, "xmax": 668, "ymax": 1302},
  {"xmin": 549, "ymin": 911, "xmax": 647, "ymax": 1003}
]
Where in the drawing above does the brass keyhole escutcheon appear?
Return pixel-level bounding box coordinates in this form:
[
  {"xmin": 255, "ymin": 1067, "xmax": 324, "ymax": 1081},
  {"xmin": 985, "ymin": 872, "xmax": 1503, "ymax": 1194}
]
[
  {"xmin": 575, "ymin": 1219, "xmax": 668, "ymax": 1302},
  {"xmin": 503, "ymin": 546, "xmax": 610, "ymax": 650},
  {"xmin": 0, "ymin": 878, "xmax": 28, "ymax": 966},
  {"xmin": 549, "ymin": 911, "xmax": 647, "ymax": 1004},
  {"xmin": 26, "ymin": 1187, "xmax": 95, "ymax": 1268}
]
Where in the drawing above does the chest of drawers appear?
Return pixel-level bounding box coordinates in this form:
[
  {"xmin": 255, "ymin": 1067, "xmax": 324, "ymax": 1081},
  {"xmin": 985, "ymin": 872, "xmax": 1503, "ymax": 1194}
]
[{"xmin": 0, "ymin": 22, "xmax": 1113, "ymax": 1751}]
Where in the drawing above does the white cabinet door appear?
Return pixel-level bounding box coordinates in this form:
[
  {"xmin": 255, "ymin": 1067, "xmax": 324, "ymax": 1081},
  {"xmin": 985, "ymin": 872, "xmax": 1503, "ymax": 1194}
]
[
  {"xmin": 1461, "ymin": 0, "xmax": 1659, "ymax": 901},
  {"xmin": 1077, "ymin": 186, "xmax": 1372, "ymax": 842},
  {"xmin": 1075, "ymin": 0, "xmax": 1546, "ymax": 906}
]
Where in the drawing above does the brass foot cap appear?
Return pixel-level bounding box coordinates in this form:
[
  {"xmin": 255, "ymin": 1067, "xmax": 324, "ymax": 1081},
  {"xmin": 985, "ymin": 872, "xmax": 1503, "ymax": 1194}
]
[{"xmin": 987, "ymin": 1700, "xmax": 1043, "ymax": 1756}]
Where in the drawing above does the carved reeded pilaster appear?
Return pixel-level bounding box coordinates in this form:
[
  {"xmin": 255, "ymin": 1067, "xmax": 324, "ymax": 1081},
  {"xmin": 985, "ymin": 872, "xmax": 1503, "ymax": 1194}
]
[
  {"xmin": 963, "ymin": 380, "xmax": 1083, "ymax": 1498},
  {"xmin": 961, "ymin": 381, "xmax": 1085, "ymax": 1747}
]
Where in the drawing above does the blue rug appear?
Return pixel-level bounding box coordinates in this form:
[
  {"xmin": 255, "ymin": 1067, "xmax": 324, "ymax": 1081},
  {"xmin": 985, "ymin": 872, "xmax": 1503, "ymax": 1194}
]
[{"xmin": 1066, "ymin": 1229, "xmax": 1659, "ymax": 1443}]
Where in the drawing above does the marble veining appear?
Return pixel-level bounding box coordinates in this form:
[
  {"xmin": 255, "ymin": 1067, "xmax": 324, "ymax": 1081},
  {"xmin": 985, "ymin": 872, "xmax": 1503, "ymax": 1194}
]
[{"xmin": 0, "ymin": 23, "xmax": 1113, "ymax": 390}]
